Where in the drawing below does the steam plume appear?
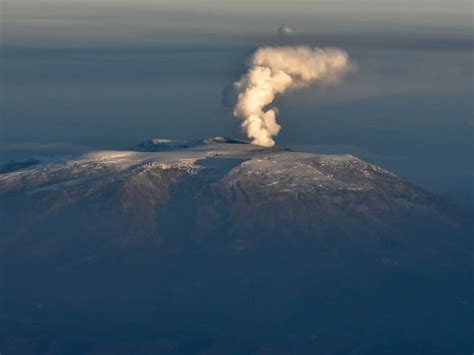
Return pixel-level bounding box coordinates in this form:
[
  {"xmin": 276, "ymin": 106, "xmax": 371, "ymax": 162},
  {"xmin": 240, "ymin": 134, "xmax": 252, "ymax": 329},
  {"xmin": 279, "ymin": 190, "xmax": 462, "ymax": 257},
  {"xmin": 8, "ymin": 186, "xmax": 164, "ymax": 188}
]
[{"xmin": 233, "ymin": 46, "xmax": 353, "ymax": 147}]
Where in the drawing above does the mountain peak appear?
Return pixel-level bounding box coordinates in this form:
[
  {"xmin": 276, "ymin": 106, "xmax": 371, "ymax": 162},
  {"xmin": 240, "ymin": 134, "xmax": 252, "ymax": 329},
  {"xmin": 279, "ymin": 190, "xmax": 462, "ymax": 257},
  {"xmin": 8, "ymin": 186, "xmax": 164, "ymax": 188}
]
[{"xmin": 1, "ymin": 138, "xmax": 465, "ymax": 242}]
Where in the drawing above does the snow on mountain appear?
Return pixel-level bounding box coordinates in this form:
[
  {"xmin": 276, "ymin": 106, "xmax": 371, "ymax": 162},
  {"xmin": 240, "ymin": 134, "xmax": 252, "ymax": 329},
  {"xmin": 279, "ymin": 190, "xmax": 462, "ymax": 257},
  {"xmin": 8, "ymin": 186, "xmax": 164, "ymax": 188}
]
[
  {"xmin": 0, "ymin": 137, "xmax": 395, "ymax": 197},
  {"xmin": 0, "ymin": 137, "xmax": 471, "ymax": 355},
  {"xmin": 0, "ymin": 137, "xmax": 464, "ymax": 247}
]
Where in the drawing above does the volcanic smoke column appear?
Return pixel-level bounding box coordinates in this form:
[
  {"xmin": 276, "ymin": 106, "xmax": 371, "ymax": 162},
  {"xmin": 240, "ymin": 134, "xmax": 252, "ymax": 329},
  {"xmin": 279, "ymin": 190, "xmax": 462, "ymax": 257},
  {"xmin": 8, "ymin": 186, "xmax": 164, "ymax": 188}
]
[{"xmin": 233, "ymin": 46, "xmax": 353, "ymax": 147}]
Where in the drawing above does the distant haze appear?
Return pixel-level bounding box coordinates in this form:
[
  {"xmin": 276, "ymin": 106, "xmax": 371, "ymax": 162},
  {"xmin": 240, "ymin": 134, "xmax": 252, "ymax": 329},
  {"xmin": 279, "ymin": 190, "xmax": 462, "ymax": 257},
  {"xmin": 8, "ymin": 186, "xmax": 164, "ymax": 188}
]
[{"xmin": 2, "ymin": 0, "xmax": 473, "ymax": 47}]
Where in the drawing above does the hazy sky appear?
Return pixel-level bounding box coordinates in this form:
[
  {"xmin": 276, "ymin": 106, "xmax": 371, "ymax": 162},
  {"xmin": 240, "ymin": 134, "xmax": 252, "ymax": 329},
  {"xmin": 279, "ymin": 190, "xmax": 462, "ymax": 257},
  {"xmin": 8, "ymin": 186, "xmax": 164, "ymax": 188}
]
[{"xmin": 3, "ymin": 0, "xmax": 473, "ymax": 47}]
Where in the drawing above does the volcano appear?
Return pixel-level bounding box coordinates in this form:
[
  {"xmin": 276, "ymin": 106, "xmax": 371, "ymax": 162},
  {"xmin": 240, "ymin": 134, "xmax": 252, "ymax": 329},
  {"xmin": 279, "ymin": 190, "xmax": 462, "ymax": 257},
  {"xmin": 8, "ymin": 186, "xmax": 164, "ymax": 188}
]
[{"xmin": 0, "ymin": 137, "xmax": 471, "ymax": 354}]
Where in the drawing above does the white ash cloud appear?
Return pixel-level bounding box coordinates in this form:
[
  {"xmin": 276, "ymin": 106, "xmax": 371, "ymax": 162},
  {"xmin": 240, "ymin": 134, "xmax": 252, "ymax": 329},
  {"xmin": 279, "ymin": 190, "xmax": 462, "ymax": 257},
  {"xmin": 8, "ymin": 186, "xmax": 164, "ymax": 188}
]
[{"xmin": 232, "ymin": 46, "xmax": 353, "ymax": 147}]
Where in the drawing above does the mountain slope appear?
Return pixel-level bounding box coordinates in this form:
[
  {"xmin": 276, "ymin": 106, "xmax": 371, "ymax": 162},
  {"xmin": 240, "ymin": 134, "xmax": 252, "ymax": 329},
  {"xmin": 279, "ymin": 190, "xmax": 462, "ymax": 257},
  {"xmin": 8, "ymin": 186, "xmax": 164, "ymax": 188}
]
[
  {"xmin": 0, "ymin": 137, "xmax": 464, "ymax": 248},
  {"xmin": 0, "ymin": 137, "xmax": 471, "ymax": 355}
]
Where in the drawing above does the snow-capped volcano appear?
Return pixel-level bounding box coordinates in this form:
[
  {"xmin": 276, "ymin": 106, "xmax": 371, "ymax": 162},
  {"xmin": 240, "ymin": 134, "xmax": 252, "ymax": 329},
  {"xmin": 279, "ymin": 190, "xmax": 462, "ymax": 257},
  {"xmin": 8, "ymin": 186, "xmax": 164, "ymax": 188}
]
[
  {"xmin": 0, "ymin": 137, "xmax": 471, "ymax": 354},
  {"xmin": 0, "ymin": 136, "xmax": 437, "ymax": 208},
  {"xmin": 0, "ymin": 136, "xmax": 465, "ymax": 251}
]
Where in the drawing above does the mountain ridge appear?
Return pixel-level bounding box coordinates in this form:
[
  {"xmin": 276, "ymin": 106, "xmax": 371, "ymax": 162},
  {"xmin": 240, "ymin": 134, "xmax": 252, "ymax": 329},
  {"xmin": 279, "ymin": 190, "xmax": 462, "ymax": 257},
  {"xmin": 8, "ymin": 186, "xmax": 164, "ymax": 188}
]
[
  {"xmin": 0, "ymin": 136, "xmax": 466, "ymax": 252},
  {"xmin": 0, "ymin": 137, "xmax": 471, "ymax": 355}
]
